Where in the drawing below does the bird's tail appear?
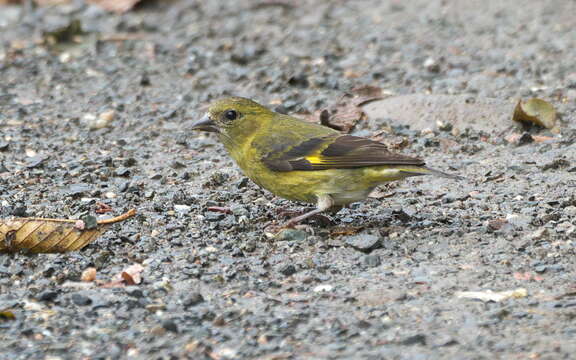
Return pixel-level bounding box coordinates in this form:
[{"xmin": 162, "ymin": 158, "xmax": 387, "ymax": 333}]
[{"xmin": 398, "ymin": 166, "xmax": 464, "ymax": 180}]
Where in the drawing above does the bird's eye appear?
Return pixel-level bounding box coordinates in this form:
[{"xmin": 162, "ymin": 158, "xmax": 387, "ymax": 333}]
[{"xmin": 224, "ymin": 110, "xmax": 238, "ymax": 121}]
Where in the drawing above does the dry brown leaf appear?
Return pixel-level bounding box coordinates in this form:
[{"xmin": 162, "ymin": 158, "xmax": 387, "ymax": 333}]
[
  {"xmin": 350, "ymin": 85, "xmax": 385, "ymax": 106},
  {"xmin": 320, "ymin": 105, "xmax": 365, "ymax": 133},
  {"xmin": 513, "ymin": 98, "xmax": 557, "ymax": 131},
  {"xmin": 294, "ymin": 87, "xmax": 385, "ymax": 133},
  {"xmin": 0, "ymin": 209, "xmax": 136, "ymax": 253},
  {"xmin": 87, "ymin": 0, "xmax": 142, "ymax": 13}
]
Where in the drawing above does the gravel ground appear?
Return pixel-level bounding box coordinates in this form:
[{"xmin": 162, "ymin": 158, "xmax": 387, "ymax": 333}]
[{"xmin": 1, "ymin": 0, "xmax": 576, "ymax": 359}]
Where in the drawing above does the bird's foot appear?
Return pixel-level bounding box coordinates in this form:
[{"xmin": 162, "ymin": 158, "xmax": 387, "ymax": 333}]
[{"xmin": 275, "ymin": 209, "xmax": 334, "ymax": 227}]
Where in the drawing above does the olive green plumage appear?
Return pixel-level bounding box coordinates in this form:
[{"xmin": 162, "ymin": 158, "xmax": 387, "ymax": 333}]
[{"xmin": 192, "ymin": 97, "xmax": 460, "ymax": 226}]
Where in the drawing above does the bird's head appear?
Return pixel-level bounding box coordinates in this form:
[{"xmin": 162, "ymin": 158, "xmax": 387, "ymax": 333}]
[{"xmin": 192, "ymin": 97, "xmax": 273, "ymax": 145}]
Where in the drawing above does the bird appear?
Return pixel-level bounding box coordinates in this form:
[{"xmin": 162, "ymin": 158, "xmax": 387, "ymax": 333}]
[{"xmin": 192, "ymin": 96, "xmax": 461, "ymax": 227}]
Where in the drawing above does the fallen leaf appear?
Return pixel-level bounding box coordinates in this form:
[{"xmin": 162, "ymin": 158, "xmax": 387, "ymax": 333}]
[
  {"xmin": 320, "ymin": 97, "xmax": 366, "ymax": 133},
  {"xmin": 455, "ymin": 288, "xmax": 527, "ymax": 302},
  {"xmin": 297, "ymin": 87, "xmax": 385, "ymax": 133},
  {"xmin": 513, "ymin": 98, "xmax": 557, "ymax": 131},
  {"xmin": 350, "ymin": 85, "xmax": 386, "ymax": 106},
  {"xmin": 0, "ymin": 209, "xmax": 136, "ymax": 253}
]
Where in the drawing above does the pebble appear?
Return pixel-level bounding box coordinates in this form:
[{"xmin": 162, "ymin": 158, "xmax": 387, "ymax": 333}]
[
  {"xmin": 183, "ymin": 292, "xmax": 205, "ymax": 308},
  {"xmin": 230, "ymin": 204, "xmax": 249, "ymax": 217},
  {"xmin": 278, "ymin": 264, "xmax": 297, "ymax": 276},
  {"xmin": 38, "ymin": 291, "xmax": 59, "ymax": 302},
  {"xmin": 528, "ymin": 228, "xmax": 549, "ymax": 240},
  {"xmin": 506, "ymin": 214, "xmax": 532, "ymax": 229},
  {"xmin": 161, "ymin": 319, "xmax": 179, "ymax": 333},
  {"xmin": 115, "ymin": 167, "xmax": 130, "ymax": 177},
  {"xmin": 174, "ymin": 204, "xmax": 191, "ymax": 214},
  {"xmin": 276, "ymin": 229, "xmax": 307, "ymax": 241},
  {"xmin": 313, "ymin": 284, "xmax": 333, "ymax": 292},
  {"xmin": 71, "ymin": 293, "xmax": 92, "ymax": 306},
  {"xmin": 345, "ymin": 233, "xmax": 381, "ymax": 252},
  {"xmin": 104, "ymin": 192, "xmax": 117, "ymax": 199},
  {"xmin": 205, "ymin": 212, "xmax": 225, "ymax": 222},
  {"xmin": 564, "ymin": 206, "xmax": 576, "ymax": 217},
  {"xmin": 362, "ymin": 254, "xmax": 382, "ymax": 267}
]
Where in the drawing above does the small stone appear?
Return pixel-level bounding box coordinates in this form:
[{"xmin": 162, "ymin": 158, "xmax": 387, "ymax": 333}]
[
  {"xmin": 115, "ymin": 167, "xmax": 130, "ymax": 177},
  {"xmin": 423, "ymin": 57, "xmax": 440, "ymax": 72},
  {"xmin": 170, "ymin": 161, "xmax": 186, "ymax": 169},
  {"xmin": 276, "ymin": 229, "xmax": 307, "ymax": 241},
  {"xmin": 313, "ymin": 284, "xmax": 333, "ymax": 292},
  {"xmin": 528, "ymin": 228, "xmax": 549, "ymax": 240},
  {"xmin": 66, "ymin": 183, "xmax": 92, "ymax": 197},
  {"xmin": 205, "ymin": 212, "xmax": 225, "ymax": 222},
  {"xmin": 183, "ymin": 292, "xmax": 204, "ymax": 308},
  {"xmin": 401, "ymin": 334, "xmax": 427, "ymax": 346},
  {"xmin": 534, "ymin": 265, "xmax": 548, "ymax": 274},
  {"xmin": 98, "ymin": 109, "xmax": 115, "ymax": 124},
  {"xmin": 26, "ymin": 155, "xmax": 46, "ymax": 168},
  {"xmin": 161, "ymin": 319, "xmax": 179, "ymax": 333},
  {"xmin": 517, "ymin": 133, "xmax": 534, "ymax": 145},
  {"xmin": 38, "ymin": 291, "xmax": 59, "ymax": 302},
  {"xmin": 362, "ymin": 254, "xmax": 381, "ymax": 267},
  {"xmin": 506, "ymin": 214, "xmax": 531, "ymax": 229},
  {"xmin": 174, "ymin": 205, "xmax": 191, "ymax": 214},
  {"xmin": 146, "ymin": 303, "xmax": 166, "ymax": 312},
  {"xmin": 126, "ymin": 288, "xmax": 144, "ymax": 298},
  {"xmin": 278, "ymin": 264, "xmax": 297, "ymax": 276},
  {"xmin": 71, "ymin": 293, "xmax": 92, "ymax": 306},
  {"xmin": 345, "ymin": 233, "xmax": 381, "ymax": 252},
  {"xmin": 564, "ymin": 206, "xmax": 576, "ymax": 217},
  {"xmin": 230, "ymin": 204, "xmax": 249, "ymax": 217},
  {"xmin": 123, "ymin": 158, "xmax": 137, "ymax": 167},
  {"xmin": 556, "ymin": 222, "xmax": 575, "ymax": 235}
]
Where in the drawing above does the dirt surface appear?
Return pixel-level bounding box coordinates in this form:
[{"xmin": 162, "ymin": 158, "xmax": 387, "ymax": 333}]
[{"xmin": 1, "ymin": 0, "xmax": 576, "ymax": 359}]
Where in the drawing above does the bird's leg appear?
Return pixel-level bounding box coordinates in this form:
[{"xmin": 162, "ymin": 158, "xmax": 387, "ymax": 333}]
[{"xmin": 284, "ymin": 195, "xmax": 334, "ymax": 228}]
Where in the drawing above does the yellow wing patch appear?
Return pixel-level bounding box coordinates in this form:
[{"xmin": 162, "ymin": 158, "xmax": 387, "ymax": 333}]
[{"xmin": 304, "ymin": 155, "xmax": 325, "ymax": 164}]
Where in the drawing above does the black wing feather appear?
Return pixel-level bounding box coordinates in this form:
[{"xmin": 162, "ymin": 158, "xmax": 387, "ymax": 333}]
[{"xmin": 263, "ymin": 135, "xmax": 424, "ymax": 172}]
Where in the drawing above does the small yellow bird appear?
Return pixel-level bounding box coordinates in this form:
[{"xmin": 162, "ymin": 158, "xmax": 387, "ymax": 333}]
[{"xmin": 192, "ymin": 97, "xmax": 461, "ymax": 227}]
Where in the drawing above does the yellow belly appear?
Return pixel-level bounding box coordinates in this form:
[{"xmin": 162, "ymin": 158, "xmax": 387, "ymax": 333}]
[
  {"xmin": 242, "ymin": 164, "xmax": 408, "ymax": 205},
  {"xmin": 227, "ymin": 142, "xmax": 415, "ymax": 205}
]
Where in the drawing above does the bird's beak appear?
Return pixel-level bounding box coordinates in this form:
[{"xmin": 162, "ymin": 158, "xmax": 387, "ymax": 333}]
[{"xmin": 191, "ymin": 113, "xmax": 219, "ymax": 133}]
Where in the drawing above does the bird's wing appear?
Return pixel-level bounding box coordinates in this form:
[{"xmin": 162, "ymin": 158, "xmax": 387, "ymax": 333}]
[{"xmin": 262, "ymin": 135, "xmax": 424, "ymax": 172}]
